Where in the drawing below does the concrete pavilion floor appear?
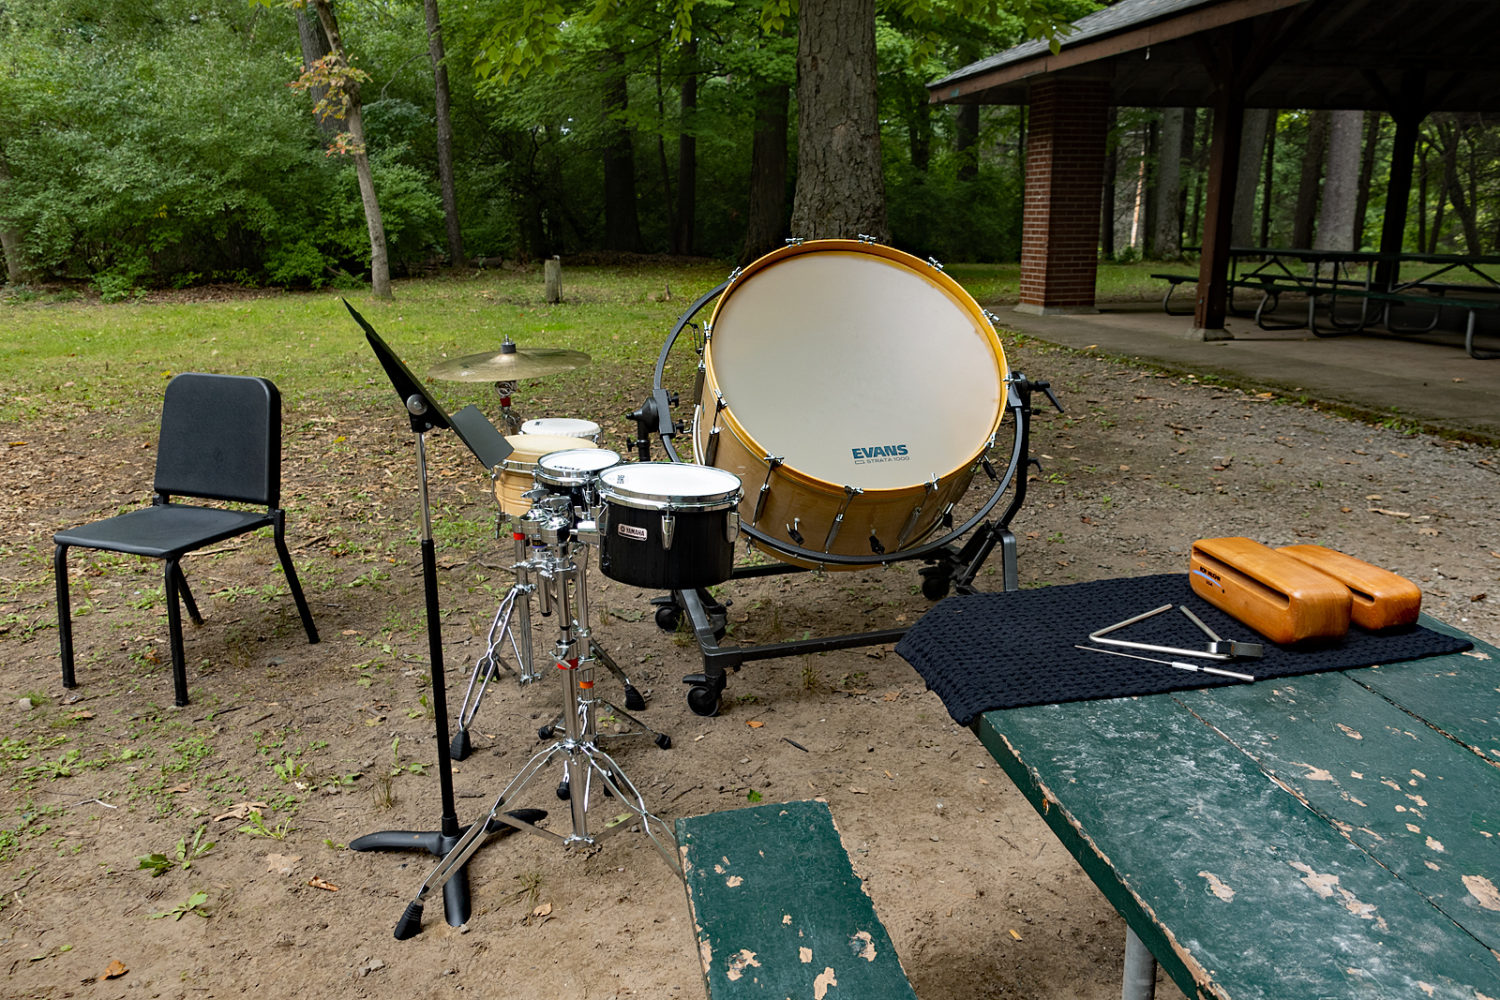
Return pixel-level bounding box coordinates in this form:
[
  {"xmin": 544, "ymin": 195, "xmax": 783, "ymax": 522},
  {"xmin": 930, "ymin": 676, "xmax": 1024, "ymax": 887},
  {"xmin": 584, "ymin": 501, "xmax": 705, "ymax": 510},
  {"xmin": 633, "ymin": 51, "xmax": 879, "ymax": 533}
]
[{"xmin": 995, "ymin": 299, "xmax": 1500, "ymax": 445}]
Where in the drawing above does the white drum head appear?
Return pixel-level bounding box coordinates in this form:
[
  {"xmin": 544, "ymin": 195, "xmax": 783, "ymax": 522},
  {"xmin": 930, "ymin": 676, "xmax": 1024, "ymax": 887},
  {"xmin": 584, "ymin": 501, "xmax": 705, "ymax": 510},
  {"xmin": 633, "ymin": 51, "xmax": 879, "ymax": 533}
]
[
  {"xmin": 537, "ymin": 448, "xmax": 621, "ymax": 476},
  {"xmin": 708, "ymin": 249, "xmax": 1004, "ymax": 490},
  {"xmin": 521, "ymin": 417, "xmax": 600, "ymax": 438}
]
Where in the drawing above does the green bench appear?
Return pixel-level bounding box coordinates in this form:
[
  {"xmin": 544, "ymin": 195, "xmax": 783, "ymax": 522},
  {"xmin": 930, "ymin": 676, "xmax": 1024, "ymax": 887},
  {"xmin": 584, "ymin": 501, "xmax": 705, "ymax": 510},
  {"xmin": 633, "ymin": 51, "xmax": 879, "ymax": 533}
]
[{"xmin": 676, "ymin": 799, "xmax": 918, "ymax": 999}]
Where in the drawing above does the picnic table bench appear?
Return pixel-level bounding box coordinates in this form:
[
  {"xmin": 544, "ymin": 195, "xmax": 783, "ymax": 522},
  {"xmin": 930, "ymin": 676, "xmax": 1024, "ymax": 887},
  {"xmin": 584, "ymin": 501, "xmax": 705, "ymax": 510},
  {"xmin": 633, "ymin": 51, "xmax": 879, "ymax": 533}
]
[
  {"xmin": 973, "ymin": 614, "xmax": 1500, "ymax": 999},
  {"xmin": 677, "ymin": 799, "xmax": 918, "ymax": 999}
]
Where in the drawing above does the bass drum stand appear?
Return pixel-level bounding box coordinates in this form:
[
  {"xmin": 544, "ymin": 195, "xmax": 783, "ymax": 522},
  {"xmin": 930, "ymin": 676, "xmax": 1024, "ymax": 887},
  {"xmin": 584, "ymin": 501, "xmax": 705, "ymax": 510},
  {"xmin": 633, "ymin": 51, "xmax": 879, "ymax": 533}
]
[{"xmin": 627, "ymin": 282, "xmax": 1063, "ymax": 716}]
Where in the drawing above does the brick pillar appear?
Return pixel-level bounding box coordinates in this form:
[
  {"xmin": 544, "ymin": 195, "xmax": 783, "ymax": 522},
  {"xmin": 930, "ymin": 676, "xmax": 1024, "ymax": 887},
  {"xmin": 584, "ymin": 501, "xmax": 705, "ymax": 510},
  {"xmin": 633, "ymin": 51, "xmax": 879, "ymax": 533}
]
[{"xmin": 1017, "ymin": 78, "xmax": 1109, "ymax": 315}]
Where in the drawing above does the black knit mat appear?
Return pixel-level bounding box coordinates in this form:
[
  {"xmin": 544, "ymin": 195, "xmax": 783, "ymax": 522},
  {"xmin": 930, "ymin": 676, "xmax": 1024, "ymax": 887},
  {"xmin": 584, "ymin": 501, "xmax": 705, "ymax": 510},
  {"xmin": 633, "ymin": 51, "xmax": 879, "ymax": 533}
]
[{"xmin": 895, "ymin": 574, "xmax": 1472, "ymax": 727}]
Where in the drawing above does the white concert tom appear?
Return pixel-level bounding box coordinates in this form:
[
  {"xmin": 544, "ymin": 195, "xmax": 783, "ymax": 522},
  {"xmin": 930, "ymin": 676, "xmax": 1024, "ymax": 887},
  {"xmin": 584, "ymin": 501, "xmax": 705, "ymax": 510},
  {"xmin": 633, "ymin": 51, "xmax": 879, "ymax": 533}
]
[
  {"xmin": 493, "ymin": 434, "xmax": 603, "ymax": 515},
  {"xmin": 521, "ymin": 417, "xmax": 601, "ymax": 442},
  {"xmin": 694, "ymin": 239, "xmax": 1008, "ymax": 567}
]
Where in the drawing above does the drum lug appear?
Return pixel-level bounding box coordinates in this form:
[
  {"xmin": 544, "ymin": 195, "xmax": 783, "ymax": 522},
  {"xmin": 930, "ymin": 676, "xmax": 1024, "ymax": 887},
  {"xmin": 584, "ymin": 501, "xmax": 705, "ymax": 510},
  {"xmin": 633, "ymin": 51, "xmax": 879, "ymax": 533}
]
[
  {"xmin": 725, "ymin": 510, "xmax": 740, "ymax": 544},
  {"xmin": 661, "ymin": 510, "xmax": 676, "ymax": 551}
]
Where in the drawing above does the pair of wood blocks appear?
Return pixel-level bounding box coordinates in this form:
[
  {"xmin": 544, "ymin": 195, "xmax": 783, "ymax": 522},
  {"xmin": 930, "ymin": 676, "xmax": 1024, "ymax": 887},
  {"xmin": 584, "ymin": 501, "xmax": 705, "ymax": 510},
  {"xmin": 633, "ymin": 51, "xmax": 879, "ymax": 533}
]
[{"xmin": 1189, "ymin": 537, "xmax": 1422, "ymax": 644}]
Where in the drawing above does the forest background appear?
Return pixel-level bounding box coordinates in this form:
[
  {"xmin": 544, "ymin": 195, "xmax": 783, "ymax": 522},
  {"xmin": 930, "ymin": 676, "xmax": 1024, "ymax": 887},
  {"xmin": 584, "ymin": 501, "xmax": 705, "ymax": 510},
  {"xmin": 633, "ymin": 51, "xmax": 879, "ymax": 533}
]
[{"xmin": 2, "ymin": 0, "xmax": 1498, "ymax": 301}]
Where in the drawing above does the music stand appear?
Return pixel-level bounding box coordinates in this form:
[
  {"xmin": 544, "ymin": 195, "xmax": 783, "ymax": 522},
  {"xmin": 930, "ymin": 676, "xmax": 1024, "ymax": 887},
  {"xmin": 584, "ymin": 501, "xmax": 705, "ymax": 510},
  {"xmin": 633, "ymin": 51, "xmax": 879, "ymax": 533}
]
[{"xmin": 342, "ymin": 300, "xmax": 540, "ymax": 933}]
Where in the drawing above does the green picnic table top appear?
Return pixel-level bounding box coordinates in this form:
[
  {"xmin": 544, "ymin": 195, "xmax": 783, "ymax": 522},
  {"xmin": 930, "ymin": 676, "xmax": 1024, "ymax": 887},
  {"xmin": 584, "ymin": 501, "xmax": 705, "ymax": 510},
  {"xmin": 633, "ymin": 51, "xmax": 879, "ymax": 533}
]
[{"xmin": 974, "ymin": 614, "xmax": 1500, "ymax": 1000}]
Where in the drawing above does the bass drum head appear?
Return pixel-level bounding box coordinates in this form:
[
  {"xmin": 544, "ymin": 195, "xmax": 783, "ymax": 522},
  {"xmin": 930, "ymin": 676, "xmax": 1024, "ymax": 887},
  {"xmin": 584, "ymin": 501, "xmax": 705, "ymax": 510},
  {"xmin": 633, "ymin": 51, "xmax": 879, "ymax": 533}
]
[{"xmin": 705, "ymin": 241, "xmax": 1007, "ymax": 493}]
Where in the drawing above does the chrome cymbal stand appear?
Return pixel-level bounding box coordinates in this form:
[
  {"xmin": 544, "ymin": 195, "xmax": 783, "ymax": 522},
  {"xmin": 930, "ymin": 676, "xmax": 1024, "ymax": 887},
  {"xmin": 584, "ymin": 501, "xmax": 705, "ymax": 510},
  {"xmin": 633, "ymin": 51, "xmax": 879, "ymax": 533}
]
[{"xmin": 393, "ymin": 505, "xmax": 680, "ymax": 939}]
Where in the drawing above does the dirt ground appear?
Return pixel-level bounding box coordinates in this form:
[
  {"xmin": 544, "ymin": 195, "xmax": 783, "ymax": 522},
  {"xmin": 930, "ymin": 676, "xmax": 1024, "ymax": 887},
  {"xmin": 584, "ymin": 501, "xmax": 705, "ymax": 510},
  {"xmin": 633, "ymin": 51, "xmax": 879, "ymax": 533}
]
[{"xmin": 1, "ymin": 324, "xmax": 1497, "ymax": 1000}]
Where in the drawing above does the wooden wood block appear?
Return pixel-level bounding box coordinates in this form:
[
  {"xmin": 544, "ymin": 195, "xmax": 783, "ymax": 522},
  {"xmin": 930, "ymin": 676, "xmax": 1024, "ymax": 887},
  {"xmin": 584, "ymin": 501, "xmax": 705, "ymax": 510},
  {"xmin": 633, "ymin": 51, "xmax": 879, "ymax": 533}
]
[
  {"xmin": 1189, "ymin": 536, "xmax": 1350, "ymax": 644},
  {"xmin": 676, "ymin": 800, "xmax": 917, "ymax": 999},
  {"xmin": 1275, "ymin": 544, "xmax": 1422, "ymax": 630}
]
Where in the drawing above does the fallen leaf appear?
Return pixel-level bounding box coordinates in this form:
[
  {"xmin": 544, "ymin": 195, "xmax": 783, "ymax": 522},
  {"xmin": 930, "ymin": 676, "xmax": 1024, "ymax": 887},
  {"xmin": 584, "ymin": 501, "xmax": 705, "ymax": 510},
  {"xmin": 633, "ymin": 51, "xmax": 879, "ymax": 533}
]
[
  {"xmin": 214, "ymin": 801, "xmax": 269, "ymax": 822},
  {"xmin": 307, "ymin": 876, "xmax": 339, "ymax": 891},
  {"xmin": 267, "ymin": 853, "xmax": 302, "ymax": 875},
  {"xmin": 1369, "ymin": 508, "xmax": 1411, "ymax": 518},
  {"xmin": 99, "ymin": 960, "xmax": 128, "ymax": 981},
  {"xmin": 746, "ymin": 720, "xmax": 764, "ymax": 729}
]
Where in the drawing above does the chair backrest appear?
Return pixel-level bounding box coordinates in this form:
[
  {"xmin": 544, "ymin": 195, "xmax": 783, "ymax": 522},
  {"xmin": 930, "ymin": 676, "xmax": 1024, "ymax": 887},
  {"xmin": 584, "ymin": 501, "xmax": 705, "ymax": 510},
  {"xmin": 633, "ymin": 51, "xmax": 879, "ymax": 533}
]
[{"xmin": 154, "ymin": 373, "xmax": 281, "ymax": 507}]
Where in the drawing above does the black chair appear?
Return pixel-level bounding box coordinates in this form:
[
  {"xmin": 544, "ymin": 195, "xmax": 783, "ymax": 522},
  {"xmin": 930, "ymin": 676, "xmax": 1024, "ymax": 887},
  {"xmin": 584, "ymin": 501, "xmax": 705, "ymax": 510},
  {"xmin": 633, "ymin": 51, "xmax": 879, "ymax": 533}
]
[{"xmin": 54, "ymin": 373, "xmax": 319, "ymax": 706}]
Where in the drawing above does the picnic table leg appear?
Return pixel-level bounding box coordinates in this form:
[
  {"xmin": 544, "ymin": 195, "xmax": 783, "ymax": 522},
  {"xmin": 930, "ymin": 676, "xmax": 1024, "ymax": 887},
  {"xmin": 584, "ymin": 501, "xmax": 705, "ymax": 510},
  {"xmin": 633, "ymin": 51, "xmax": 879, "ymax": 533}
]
[{"xmin": 1121, "ymin": 927, "xmax": 1157, "ymax": 1000}]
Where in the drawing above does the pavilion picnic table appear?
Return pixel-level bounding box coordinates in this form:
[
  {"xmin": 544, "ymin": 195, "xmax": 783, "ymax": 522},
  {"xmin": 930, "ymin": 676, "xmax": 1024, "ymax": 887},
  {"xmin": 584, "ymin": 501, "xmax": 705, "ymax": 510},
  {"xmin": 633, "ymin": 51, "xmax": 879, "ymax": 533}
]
[{"xmin": 975, "ymin": 615, "xmax": 1500, "ymax": 999}]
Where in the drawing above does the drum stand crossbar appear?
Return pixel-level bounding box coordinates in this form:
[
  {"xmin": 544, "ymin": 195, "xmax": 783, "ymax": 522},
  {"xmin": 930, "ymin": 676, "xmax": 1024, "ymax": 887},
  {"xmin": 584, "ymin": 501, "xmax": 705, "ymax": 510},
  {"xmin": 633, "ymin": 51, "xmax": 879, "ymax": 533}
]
[
  {"xmin": 450, "ymin": 502, "xmax": 655, "ymax": 760},
  {"xmin": 632, "ymin": 315, "xmax": 1062, "ymax": 714},
  {"xmin": 395, "ymin": 509, "xmax": 679, "ymax": 939}
]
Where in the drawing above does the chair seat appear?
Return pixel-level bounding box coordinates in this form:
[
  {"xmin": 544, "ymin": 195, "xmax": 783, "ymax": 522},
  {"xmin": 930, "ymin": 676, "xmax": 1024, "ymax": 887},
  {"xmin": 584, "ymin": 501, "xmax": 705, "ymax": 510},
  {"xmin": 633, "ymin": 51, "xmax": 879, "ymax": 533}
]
[{"xmin": 55, "ymin": 505, "xmax": 274, "ymax": 560}]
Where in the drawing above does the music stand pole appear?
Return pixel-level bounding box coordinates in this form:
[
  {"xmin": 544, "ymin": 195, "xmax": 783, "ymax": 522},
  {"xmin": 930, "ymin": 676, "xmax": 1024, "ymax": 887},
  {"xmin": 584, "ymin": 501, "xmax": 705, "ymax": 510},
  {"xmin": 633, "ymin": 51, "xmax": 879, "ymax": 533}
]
[{"xmin": 343, "ymin": 300, "xmax": 538, "ymax": 935}]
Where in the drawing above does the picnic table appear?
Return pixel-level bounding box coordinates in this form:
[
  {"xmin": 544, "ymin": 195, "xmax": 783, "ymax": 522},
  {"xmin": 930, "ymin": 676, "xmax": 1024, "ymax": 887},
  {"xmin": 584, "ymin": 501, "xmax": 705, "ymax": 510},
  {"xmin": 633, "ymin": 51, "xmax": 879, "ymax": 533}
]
[
  {"xmin": 1153, "ymin": 248, "xmax": 1500, "ymax": 356},
  {"xmin": 972, "ymin": 614, "xmax": 1500, "ymax": 999}
]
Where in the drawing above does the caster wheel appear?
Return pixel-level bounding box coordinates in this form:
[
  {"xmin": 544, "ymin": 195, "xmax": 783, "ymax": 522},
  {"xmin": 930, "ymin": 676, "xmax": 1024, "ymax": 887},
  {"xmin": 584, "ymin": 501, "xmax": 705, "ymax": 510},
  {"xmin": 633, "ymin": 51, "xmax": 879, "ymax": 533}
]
[
  {"xmin": 624, "ymin": 685, "xmax": 646, "ymax": 712},
  {"xmin": 654, "ymin": 733, "xmax": 672, "ymax": 750},
  {"xmin": 449, "ymin": 729, "xmax": 471, "ymax": 761},
  {"xmin": 687, "ymin": 685, "xmax": 721, "ymax": 717},
  {"xmin": 538, "ymin": 724, "xmax": 555, "ymax": 740},
  {"xmin": 655, "ymin": 605, "xmax": 682, "ymax": 631},
  {"xmin": 921, "ymin": 574, "xmax": 951, "ymax": 601},
  {"xmin": 556, "ymin": 780, "xmax": 570, "ymax": 801}
]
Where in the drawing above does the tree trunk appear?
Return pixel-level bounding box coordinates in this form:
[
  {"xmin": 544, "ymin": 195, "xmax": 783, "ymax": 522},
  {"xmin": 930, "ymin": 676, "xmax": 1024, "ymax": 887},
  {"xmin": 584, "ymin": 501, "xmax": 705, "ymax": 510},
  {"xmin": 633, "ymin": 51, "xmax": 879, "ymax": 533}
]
[
  {"xmin": 1353, "ymin": 112, "xmax": 1381, "ymax": 250},
  {"xmin": 1434, "ymin": 117, "xmax": 1482, "ymax": 254},
  {"xmin": 955, "ymin": 104, "xmax": 979, "ymax": 182},
  {"xmin": 1258, "ymin": 111, "xmax": 1275, "ymax": 247},
  {"xmin": 674, "ymin": 40, "xmax": 698, "ymax": 256},
  {"xmin": 1230, "ymin": 108, "xmax": 1269, "ymax": 247},
  {"xmin": 1314, "ymin": 110, "xmax": 1363, "ymax": 252},
  {"xmin": 312, "ymin": 0, "xmax": 391, "ymax": 299},
  {"xmin": 1291, "ymin": 109, "xmax": 1329, "ymax": 248},
  {"xmin": 1152, "ymin": 109, "xmax": 1184, "ymax": 257},
  {"xmin": 601, "ymin": 49, "xmax": 642, "ymax": 252},
  {"xmin": 741, "ymin": 82, "xmax": 790, "ymax": 265},
  {"xmin": 0, "ymin": 150, "xmax": 25, "ymax": 284},
  {"xmin": 1100, "ymin": 107, "xmax": 1117, "ymax": 257},
  {"xmin": 789, "ymin": 0, "xmax": 886, "ymax": 241},
  {"xmin": 295, "ymin": 7, "xmax": 337, "ymax": 137},
  {"xmin": 422, "ymin": 0, "xmax": 464, "ymax": 266}
]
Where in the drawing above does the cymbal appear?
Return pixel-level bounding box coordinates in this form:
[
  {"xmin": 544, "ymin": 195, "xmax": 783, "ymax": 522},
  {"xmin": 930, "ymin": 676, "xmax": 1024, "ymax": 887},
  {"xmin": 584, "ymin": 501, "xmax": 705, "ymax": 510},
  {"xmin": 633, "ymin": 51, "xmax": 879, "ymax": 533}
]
[{"xmin": 427, "ymin": 343, "xmax": 591, "ymax": 382}]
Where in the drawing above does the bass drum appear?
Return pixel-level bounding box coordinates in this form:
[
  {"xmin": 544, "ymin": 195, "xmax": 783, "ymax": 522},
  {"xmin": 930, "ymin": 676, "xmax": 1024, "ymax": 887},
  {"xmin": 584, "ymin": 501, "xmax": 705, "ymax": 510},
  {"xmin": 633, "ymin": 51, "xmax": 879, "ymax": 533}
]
[{"xmin": 693, "ymin": 239, "xmax": 1008, "ymax": 568}]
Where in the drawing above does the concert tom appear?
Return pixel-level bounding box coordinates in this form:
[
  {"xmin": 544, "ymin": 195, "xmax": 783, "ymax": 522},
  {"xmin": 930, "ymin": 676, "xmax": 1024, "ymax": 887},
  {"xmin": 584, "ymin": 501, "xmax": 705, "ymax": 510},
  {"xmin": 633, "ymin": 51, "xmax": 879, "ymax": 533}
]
[
  {"xmin": 595, "ymin": 463, "xmax": 743, "ymax": 589},
  {"xmin": 535, "ymin": 448, "xmax": 622, "ymax": 511},
  {"xmin": 494, "ymin": 433, "xmax": 603, "ymax": 515},
  {"xmin": 521, "ymin": 417, "xmax": 601, "ymax": 442}
]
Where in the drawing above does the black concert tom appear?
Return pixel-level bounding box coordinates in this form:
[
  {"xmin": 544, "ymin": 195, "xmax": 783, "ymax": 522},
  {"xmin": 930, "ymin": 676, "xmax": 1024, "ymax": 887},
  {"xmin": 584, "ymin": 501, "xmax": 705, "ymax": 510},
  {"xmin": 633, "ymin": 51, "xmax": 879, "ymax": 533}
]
[
  {"xmin": 535, "ymin": 448, "xmax": 621, "ymax": 509},
  {"xmin": 596, "ymin": 463, "xmax": 743, "ymax": 589}
]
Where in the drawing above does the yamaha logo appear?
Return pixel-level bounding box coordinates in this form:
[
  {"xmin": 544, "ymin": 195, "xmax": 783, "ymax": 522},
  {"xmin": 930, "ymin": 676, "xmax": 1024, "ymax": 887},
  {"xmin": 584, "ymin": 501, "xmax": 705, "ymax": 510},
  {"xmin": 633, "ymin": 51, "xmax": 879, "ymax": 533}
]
[{"xmin": 851, "ymin": 444, "xmax": 910, "ymax": 465}]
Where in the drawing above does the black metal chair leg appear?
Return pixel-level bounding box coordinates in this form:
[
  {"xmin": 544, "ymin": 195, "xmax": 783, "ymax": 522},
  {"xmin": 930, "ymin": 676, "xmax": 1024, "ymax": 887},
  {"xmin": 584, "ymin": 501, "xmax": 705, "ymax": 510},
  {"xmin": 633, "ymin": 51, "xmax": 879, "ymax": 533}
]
[
  {"xmin": 164, "ymin": 558, "xmax": 190, "ymax": 707},
  {"xmin": 174, "ymin": 563, "xmax": 204, "ymax": 626},
  {"xmin": 274, "ymin": 513, "xmax": 319, "ymax": 644},
  {"xmin": 56, "ymin": 543, "xmax": 76, "ymax": 689}
]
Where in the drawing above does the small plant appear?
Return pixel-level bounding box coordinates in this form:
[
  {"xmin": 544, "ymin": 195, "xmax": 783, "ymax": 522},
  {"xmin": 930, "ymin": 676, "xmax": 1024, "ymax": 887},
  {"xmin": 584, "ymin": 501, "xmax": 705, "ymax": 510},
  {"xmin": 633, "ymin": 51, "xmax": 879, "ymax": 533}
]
[
  {"xmin": 149, "ymin": 890, "xmax": 210, "ymax": 921},
  {"xmin": 237, "ymin": 809, "xmax": 293, "ymax": 841},
  {"xmin": 137, "ymin": 825, "xmax": 215, "ymax": 877}
]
